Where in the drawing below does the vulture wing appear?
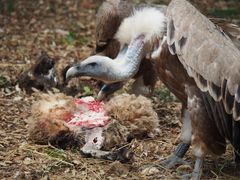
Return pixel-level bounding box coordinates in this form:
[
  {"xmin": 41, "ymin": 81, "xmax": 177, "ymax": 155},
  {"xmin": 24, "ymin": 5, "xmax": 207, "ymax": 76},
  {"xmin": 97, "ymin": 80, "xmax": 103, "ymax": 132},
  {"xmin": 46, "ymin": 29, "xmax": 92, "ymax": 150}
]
[
  {"xmin": 166, "ymin": 0, "xmax": 240, "ymax": 121},
  {"xmin": 210, "ymin": 18, "xmax": 240, "ymax": 50}
]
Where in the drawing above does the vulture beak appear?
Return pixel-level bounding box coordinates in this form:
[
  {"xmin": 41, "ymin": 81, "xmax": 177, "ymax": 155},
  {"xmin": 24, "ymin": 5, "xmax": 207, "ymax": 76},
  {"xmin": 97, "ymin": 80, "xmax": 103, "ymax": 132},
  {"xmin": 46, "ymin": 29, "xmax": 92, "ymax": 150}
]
[
  {"xmin": 97, "ymin": 82, "xmax": 124, "ymax": 100},
  {"xmin": 65, "ymin": 35, "xmax": 146, "ymax": 84}
]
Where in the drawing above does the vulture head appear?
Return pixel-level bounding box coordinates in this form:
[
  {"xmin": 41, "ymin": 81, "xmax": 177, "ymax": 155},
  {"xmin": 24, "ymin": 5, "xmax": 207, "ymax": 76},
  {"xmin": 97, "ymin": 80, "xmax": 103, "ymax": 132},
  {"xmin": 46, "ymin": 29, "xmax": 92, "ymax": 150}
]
[
  {"xmin": 66, "ymin": 7, "xmax": 166, "ymax": 93},
  {"xmin": 66, "ymin": 36, "xmax": 145, "ymax": 84},
  {"xmin": 92, "ymin": 0, "xmax": 167, "ymax": 100}
]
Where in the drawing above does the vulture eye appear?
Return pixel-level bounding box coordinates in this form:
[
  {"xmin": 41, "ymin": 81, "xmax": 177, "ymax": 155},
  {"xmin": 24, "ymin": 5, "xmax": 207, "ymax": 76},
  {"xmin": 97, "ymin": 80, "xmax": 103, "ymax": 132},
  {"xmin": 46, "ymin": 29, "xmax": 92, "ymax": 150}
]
[
  {"xmin": 88, "ymin": 62, "xmax": 98, "ymax": 67},
  {"xmin": 95, "ymin": 40, "xmax": 109, "ymax": 53},
  {"xmin": 95, "ymin": 44, "xmax": 107, "ymax": 53}
]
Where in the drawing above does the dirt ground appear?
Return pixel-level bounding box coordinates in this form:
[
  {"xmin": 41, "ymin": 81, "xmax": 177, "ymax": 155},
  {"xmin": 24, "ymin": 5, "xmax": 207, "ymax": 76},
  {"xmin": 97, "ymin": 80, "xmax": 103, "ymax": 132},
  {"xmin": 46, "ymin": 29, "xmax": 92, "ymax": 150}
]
[{"xmin": 0, "ymin": 0, "xmax": 240, "ymax": 179}]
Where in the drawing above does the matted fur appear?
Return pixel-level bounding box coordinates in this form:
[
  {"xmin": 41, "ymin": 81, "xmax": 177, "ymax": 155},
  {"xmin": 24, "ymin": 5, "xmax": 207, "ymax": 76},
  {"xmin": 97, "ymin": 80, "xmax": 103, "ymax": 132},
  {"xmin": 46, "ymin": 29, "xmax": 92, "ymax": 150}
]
[
  {"xmin": 31, "ymin": 92, "xmax": 76, "ymax": 121},
  {"xmin": 105, "ymin": 93, "xmax": 160, "ymax": 138},
  {"xmin": 28, "ymin": 92, "xmax": 160, "ymax": 150},
  {"xmin": 28, "ymin": 92, "xmax": 82, "ymax": 148}
]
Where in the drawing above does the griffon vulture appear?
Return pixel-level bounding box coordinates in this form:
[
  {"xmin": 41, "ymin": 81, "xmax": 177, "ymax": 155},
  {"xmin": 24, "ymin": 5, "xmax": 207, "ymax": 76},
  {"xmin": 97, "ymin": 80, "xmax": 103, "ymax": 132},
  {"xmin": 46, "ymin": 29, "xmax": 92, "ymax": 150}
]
[
  {"xmin": 66, "ymin": 0, "xmax": 240, "ymax": 179},
  {"xmin": 93, "ymin": 0, "xmax": 167, "ymax": 99}
]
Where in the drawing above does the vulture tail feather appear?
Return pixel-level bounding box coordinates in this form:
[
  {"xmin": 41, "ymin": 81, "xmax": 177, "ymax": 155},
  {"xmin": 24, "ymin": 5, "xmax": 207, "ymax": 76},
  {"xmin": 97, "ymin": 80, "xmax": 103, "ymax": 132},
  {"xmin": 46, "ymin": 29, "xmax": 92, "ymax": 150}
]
[
  {"xmin": 225, "ymin": 88, "xmax": 234, "ymax": 115},
  {"xmin": 197, "ymin": 74, "xmax": 208, "ymax": 92},
  {"xmin": 208, "ymin": 82, "xmax": 221, "ymax": 102},
  {"xmin": 202, "ymin": 92, "xmax": 234, "ymax": 142},
  {"xmin": 191, "ymin": 69, "xmax": 208, "ymax": 92},
  {"xmin": 216, "ymin": 101, "xmax": 233, "ymax": 142},
  {"xmin": 232, "ymin": 120, "xmax": 240, "ymax": 163},
  {"xmin": 233, "ymin": 86, "xmax": 240, "ymax": 121},
  {"xmin": 167, "ymin": 19, "xmax": 175, "ymax": 45},
  {"xmin": 201, "ymin": 92, "xmax": 215, "ymax": 122},
  {"xmin": 169, "ymin": 42, "xmax": 176, "ymax": 55},
  {"xmin": 202, "ymin": 92, "xmax": 225, "ymax": 138},
  {"xmin": 233, "ymin": 100, "xmax": 240, "ymax": 121}
]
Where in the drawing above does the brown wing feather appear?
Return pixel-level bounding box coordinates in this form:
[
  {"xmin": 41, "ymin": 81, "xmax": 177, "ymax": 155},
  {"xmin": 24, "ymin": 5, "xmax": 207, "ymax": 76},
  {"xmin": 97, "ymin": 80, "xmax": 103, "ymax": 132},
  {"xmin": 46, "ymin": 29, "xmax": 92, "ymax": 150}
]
[
  {"xmin": 166, "ymin": 0, "xmax": 240, "ymax": 121},
  {"xmin": 96, "ymin": 0, "xmax": 134, "ymax": 46},
  {"xmin": 210, "ymin": 18, "xmax": 240, "ymax": 50}
]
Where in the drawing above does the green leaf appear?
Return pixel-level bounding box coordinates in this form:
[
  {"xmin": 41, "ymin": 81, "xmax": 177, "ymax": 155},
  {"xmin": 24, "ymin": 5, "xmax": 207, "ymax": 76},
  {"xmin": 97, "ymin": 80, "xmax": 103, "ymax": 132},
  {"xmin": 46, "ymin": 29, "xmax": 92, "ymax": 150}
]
[
  {"xmin": 0, "ymin": 74, "xmax": 10, "ymax": 88},
  {"xmin": 65, "ymin": 32, "xmax": 76, "ymax": 45},
  {"xmin": 154, "ymin": 85, "xmax": 178, "ymax": 102},
  {"xmin": 45, "ymin": 148, "xmax": 65, "ymax": 159},
  {"xmin": 82, "ymin": 86, "xmax": 93, "ymax": 96}
]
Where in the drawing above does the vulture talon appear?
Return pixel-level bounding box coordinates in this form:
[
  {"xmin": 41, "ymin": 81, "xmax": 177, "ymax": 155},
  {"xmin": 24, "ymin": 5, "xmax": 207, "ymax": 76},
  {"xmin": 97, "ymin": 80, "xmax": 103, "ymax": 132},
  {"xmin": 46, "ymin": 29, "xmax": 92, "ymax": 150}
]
[
  {"xmin": 161, "ymin": 142, "xmax": 190, "ymax": 168},
  {"xmin": 182, "ymin": 157, "xmax": 203, "ymax": 180},
  {"xmin": 181, "ymin": 170, "xmax": 202, "ymax": 180},
  {"xmin": 161, "ymin": 154, "xmax": 190, "ymax": 169}
]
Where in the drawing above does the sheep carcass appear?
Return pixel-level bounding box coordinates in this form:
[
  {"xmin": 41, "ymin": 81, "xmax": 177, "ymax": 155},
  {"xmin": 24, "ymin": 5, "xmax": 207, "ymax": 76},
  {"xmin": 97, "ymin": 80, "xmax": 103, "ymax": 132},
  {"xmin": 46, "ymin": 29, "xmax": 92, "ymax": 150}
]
[{"xmin": 28, "ymin": 92, "xmax": 159, "ymax": 161}]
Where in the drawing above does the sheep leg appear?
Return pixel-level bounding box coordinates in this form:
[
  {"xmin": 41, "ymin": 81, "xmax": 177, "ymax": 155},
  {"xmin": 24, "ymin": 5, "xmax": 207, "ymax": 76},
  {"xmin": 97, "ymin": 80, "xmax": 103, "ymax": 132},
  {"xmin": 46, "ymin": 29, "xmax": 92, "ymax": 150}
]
[
  {"xmin": 81, "ymin": 144, "xmax": 110, "ymax": 157},
  {"xmin": 161, "ymin": 142, "xmax": 190, "ymax": 168},
  {"xmin": 101, "ymin": 147, "xmax": 134, "ymax": 163},
  {"xmin": 80, "ymin": 144, "xmax": 133, "ymax": 163}
]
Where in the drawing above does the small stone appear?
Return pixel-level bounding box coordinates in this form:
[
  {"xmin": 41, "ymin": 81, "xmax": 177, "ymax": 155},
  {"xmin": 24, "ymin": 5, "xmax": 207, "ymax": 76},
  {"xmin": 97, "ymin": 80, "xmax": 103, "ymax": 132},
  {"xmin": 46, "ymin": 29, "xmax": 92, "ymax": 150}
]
[
  {"xmin": 141, "ymin": 166, "xmax": 160, "ymax": 175},
  {"xmin": 176, "ymin": 164, "xmax": 192, "ymax": 174},
  {"xmin": 0, "ymin": 162, "xmax": 7, "ymax": 167},
  {"xmin": 72, "ymin": 160, "xmax": 81, "ymax": 165},
  {"xmin": 107, "ymin": 161, "xmax": 129, "ymax": 176},
  {"xmin": 23, "ymin": 157, "xmax": 32, "ymax": 165}
]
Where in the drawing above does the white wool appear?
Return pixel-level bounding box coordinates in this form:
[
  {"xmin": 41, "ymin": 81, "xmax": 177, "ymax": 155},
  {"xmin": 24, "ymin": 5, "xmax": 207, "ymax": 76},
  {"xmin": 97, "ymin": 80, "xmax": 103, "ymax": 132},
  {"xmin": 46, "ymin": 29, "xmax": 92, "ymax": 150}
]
[
  {"xmin": 36, "ymin": 96, "xmax": 70, "ymax": 115},
  {"xmin": 115, "ymin": 7, "xmax": 166, "ymax": 45}
]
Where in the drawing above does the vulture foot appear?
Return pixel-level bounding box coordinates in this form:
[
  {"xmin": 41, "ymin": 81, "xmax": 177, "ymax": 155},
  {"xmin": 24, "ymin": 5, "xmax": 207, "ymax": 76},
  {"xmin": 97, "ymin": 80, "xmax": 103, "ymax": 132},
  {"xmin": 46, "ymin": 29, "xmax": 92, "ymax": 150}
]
[
  {"xmin": 182, "ymin": 157, "xmax": 203, "ymax": 180},
  {"xmin": 161, "ymin": 154, "xmax": 190, "ymax": 168},
  {"xmin": 161, "ymin": 142, "xmax": 190, "ymax": 168}
]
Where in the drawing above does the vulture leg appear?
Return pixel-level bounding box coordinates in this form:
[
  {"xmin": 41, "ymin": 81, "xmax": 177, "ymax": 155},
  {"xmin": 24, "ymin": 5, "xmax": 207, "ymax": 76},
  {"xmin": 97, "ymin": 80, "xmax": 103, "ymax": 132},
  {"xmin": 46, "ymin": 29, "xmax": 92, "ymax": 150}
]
[
  {"xmin": 182, "ymin": 157, "xmax": 203, "ymax": 180},
  {"xmin": 161, "ymin": 142, "xmax": 190, "ymax": 168},
  {"xmin": 161, "ymin": 108, "xmax": 191, "ymax": 168},
  {"xmin": 192, "ymin": 157, "xmax": 203, "ymax": 180},
  {"xmin": 186, "ymin": 86, "xmax": 226, "ymax": 179}
]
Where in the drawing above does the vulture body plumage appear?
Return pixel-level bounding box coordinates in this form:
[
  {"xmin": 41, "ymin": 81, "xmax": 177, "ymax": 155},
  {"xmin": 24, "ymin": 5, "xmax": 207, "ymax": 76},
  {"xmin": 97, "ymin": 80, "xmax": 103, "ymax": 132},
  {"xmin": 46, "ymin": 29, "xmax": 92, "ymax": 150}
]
[
  {"xmin": 65, "ymin": 0, "xmax": 240, "ymax": 179},
  {"xmin": 166, "ymin": 0, "xmax": 240, "ymax": 172}
]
